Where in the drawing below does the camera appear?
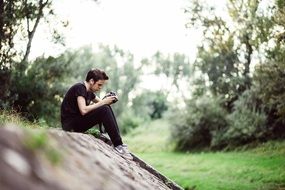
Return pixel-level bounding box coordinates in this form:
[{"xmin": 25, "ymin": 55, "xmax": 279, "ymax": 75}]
[{"xmin": 103, "ymin": 91, "xmax": 118, "ymax": 103}]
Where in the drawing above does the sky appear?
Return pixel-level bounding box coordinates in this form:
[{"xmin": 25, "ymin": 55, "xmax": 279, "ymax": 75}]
[
  {"xmin": 26, "ymin": 0, "xmax": 231, "ymax": 100},
  {"xmin": 30, "ymin": 0, "xmax": 203, "ymax": 62},
  {"xmin": 28, "ymin": 0, "xmax": 228, "ymax": 94}
]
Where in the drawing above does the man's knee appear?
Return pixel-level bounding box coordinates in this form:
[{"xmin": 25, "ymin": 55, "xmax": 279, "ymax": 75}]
[
  {"xmin": 99, "ymin": 104, "xmax": 111, "ymax": 112},
  {"xmin": 87, "ymin": 105, "xmax": 111, "ymax": 116}
]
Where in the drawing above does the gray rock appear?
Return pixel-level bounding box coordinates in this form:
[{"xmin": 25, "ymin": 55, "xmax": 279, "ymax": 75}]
[{"xmin": 0, "ymin": 126, "xmax": 183, "ymax": 190}]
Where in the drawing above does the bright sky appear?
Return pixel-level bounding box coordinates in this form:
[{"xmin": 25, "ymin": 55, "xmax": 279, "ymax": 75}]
[
  {"xmin": 31, "ymin": 0, "xmax": 202, "ymax": 61},
  {"xmin": 28, "ymin": 0, "xmax": 229, "ymax": 99}
]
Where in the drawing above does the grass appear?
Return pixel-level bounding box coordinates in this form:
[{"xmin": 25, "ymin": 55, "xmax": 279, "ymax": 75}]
[
  {"xmin": 136, "ymin": 150, "xmax": 285, "ymax": 190},
  {"xmin": 123, "ymin": 119, "xmax": 285, "ymax": 190},
  {"xmin": 123, "ymin": 119, "xmax": 175, "ymax": 152},
  {"xmin": 24, "ymin": 129, "xmax": 62, "ymax": 165},
  {"xmin": 0, "ymin": 109, "xmax": 49, "ymax": 128},
  {"xmin": 0, "ymin": 110, "xmax": 61, "ymax": 165}
]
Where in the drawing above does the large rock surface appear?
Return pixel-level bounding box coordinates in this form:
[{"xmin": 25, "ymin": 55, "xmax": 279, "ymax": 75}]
[{"xmin": 0, "ymin": 125, "xmax": 182, "ymax": 190}]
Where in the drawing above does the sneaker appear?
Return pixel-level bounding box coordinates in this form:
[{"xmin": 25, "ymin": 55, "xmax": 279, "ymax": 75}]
[{"xmin": 114, "ymin": 144, "xmax": 133, "ymax": 160}]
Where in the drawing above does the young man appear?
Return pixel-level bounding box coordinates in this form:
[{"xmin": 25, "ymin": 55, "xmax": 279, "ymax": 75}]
[{"xmin": 61, "ymin": 69, "xmax": 132, "ymax": 159}]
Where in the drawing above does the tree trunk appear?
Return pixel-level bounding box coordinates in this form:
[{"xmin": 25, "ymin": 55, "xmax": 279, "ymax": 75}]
[
  {"xmin": 21, "ymin": 0, "xmax": 48, "ymax": 63},
  {"xmin": 0, "ymin": 0, "xmax": 4, "ymax": 50},
  {"xmin": 244, "ymin": 33, "xmax": 252, "ymax": 89}
]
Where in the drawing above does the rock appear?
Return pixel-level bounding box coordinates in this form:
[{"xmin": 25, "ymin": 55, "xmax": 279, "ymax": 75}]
[{"xmin": 0, "ymin": 126, "xmax": 182, "ymax": 190}]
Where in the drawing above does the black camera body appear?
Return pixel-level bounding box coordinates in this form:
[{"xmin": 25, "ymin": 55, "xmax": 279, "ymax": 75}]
[{"xmin": 103, "ymin": 91, "xmax": 118, "ymax": 103}]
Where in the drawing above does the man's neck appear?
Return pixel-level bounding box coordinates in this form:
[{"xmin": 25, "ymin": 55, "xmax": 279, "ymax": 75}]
[{"xmin": 84, "ymin": 81, "xmax": 91, "ymax": 92}]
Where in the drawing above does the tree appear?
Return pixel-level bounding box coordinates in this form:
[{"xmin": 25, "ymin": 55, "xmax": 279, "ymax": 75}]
[
  {"xmin": 9, "ymin": 55, "xmax": 73, "ymax": 126},
  {"xmin": 0, "ymin": 0, "xmax": 66, "ymax": 108},
  {"xmin": 132, "ymin": 90, "xmax": 168, "ymax": 120},
  {"xmin": 249, "ymin": 0, "xmax": 285, "ymax": 137},
  {"xmin": 185, "ymin": 0, "xmax": 273, "ymax": 110},
  {"xmin": 142, "ymin": 51, "xmax": 192, "ymax": 100},
  {"xmin": 168, "ymin": 0, "xmax": 285, "ymax": 150}
]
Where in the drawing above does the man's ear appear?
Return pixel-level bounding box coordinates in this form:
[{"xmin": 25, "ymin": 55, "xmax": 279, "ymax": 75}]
[{"xmin": 90, "ymin": 79, "xmax": 94, "ymax": 85}]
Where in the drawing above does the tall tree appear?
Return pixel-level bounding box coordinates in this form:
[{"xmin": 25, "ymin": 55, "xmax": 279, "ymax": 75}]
[
  {"xmin": 0, "ymin": 0, "xmax": 20, "ymax": 104},
  {"xmin": 21, "ymin": 0, "xmax": 52, "ymax": 63},
  {"xmin": 185, "ymin": 0, "xmax": 273, "ymax": 110},
  {"xmin": 143, "ymin": 51, "xmax": 192, "ymax": 100},
  {"xmin": 0, "ymin": 0, "xmax": 56, "ymax": 64},
  {"xmin": 0, "ymin": 0, "xmax": 65, "ymax": 108},
  {"xmin": 252, "ymin": 0, "xmax": 285, "ymax": 136}
]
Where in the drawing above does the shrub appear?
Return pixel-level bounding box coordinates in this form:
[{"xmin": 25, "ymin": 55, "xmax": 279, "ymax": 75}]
[
  {"xmin": 9, "ymin": 56, "xmax": 71, "ymax": 127},
  {"xmin": 225, "ymin": 89, "xmax": 267, "ymax": 147},
  {"xmin": 170, "ymin": 95, "xmax": 228, "ymax": 151},
  {"xmin": 253, "ymin": 61, "xmax": 285, "ymax": 138},
  {"xmin": 132, "ymin": 90, "xmax": 168, "ymax": 120},
  {"xmin": 118, "ymin": 110, "xmax": 143, "ymax": 134}
]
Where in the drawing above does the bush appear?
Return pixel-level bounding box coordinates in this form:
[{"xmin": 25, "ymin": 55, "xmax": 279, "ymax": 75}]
[
  {"xmin": 170, "ymin": 95, "xmax": 228, "ymax": 151},
  {"xmin": 118, "ymin": 110, "xmax": 143, "ymax": 134},
  {"xmin": 253, "ymin": 61, "xmax": 285, "ymax": 138},
  {"xmin": 132, "ymin": 90, "xmax": 168, "ymax": 120},
  {"xmin": 225, "ymin": 89, "xmax": 267, "ymax": 147},
  {"xmin": 9, "ymin": 56, "xmax": 71, "ymax": 127}
]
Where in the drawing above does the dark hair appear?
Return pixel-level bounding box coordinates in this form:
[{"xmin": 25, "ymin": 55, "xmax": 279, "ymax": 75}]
[{"xmin": 85, "ymin": 69, "xmax": 109, "ymax": 82}]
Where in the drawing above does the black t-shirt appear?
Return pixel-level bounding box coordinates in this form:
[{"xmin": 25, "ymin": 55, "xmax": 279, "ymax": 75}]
[{"xmin": 61, "ymin": 82, "xmax": 95, "ymax": 124}]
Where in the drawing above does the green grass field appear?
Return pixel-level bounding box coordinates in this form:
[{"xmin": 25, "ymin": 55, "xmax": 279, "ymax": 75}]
[{"xmin": 124, "ymin": 120, "xmax": 285, "ymax": 190}]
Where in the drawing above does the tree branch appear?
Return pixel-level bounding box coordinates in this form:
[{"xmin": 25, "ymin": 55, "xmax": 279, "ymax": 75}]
[{"xmin": 22, "ymin": 0, "xmax": 49, "ymax": 63}]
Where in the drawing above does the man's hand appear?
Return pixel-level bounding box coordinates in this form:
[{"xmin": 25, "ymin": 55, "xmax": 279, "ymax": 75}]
[
  {"xmin": 102, "ymin": 96, "xmax": 117, "ymax": 105},
  {"xmin": 77, "ymin": 95, "xmax": 117, "ymax": 116},
  {"xmin": 113, "ymin": 95, "xmax": 118, "ymax": 102}
]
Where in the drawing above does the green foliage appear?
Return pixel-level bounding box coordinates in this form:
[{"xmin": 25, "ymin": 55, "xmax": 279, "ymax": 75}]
[
  {"xmin": 118, "ymin": 110, "xmax": 143, "ymax": 134},
  {"xmin": 9, "ymin": 55, "xmax": 72, "ymax": 126},
  {"xmin": 252, "ymin": 2, "xmax": 285, "ymax": 135},
  {"xmin": 170, "ymin": 95, "xmax": 228, "ymax": 151},
  {"xmin": 132, "ymin": 90, "xmax": 168, "ymax": 120},
  {"xmin": 254, "ymin": 61, "xmax": 285, "ymax": 137},
  {"xmin": 114, "ymin": 90, "xmax": 169, "ymax": 135},
  {"xmin": 0, "ymin": 0, "xmax": 67, "ymax": 110},
  {"xmin": 153, "ymin": 52, "xmax": 191, "ymax": 89},
  {"xmin": 144, "ymin": 52, "xmax": 192, "ymax": 95},
  {"xmin": 170, "ymin": 88, "xmax": 268, "ymax": 150},
  {"xmin": 185, "ymin": 0, "xmax": 275, "ymax": 111},
  {"xmin": 0, "ymin": 1, "xmax": 25, "ymax": 65},
  {"xmin": 0, "ymin": 109, "xmax": 49, "ymax": 128},
  {"xmin": 178, "ymin": 0, "xmax": 285, "ymax": 150},
  {"xmin": 85, "ymin": 127, "xmax": 101, "ymax": 138},
  {"xmin": 225, "ymin": 89, "xmax": 267, "ymax": 147},
  {"xmin": 149, "ymin": 93, "xmax": 168, "ymax": 119},
  {"xmin": 24, "ymin": 129, "xmax": 48, "ymax": 149},
  {"xmin": 195, "ymin": 40, "xmax": 246, "ymax": 110},
  {"xmin": 24, "ymin": 129, "xmax": 61, "ymax": 165},
  {"xmin": 277, "ymin": 0, "xmax": 285, "ymax": 9}
]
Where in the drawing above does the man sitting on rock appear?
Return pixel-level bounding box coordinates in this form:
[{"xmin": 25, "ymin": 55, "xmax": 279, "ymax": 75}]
[{"xmin": 60, "ymin": 68, "xmax": 132, "ymax": 160}]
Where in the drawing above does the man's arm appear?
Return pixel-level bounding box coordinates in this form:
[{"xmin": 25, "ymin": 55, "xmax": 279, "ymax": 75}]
[
  {"xmin": 92, "ymin": 96, "xmax": 102, "ymax": 103},
  {"xmin": 77, "ymin": 96, "xmax": 116, "ymax": 115}
]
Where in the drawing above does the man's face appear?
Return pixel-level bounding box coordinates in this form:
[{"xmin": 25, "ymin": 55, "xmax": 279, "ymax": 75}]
[{"xmin": 91, "ymin": 79, "xmax": 106, "ymax": 92}]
